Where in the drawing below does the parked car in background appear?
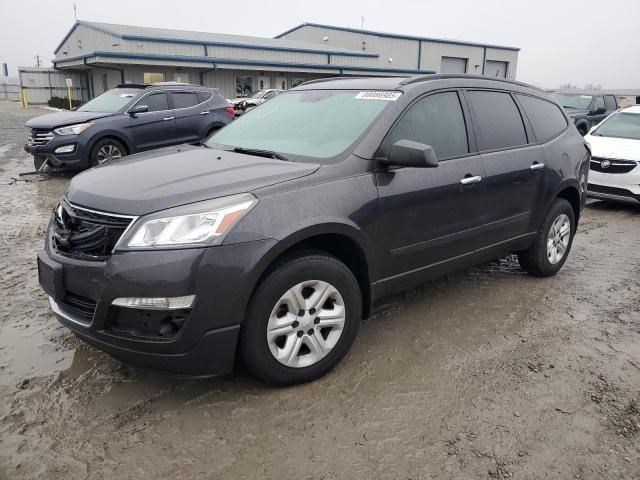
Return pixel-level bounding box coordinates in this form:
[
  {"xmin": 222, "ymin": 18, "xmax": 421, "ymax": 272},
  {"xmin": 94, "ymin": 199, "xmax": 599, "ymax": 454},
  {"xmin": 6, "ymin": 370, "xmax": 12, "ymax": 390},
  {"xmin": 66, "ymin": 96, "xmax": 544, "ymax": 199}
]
[
  {"xmin": 585, "ymin": 106, "xmax": 640, "ymax": 204},
  {"xmin": 38, "ymin": 75, "xmax": 589, "ymax": 385},
  {"xmin": 551, "ymin": 90, "xmax": 619, "ymax": 136},
  {"xmin": 24, "ymin": 82, "xmax": 234, "ymax": 171},
  {"xmin": 227, "ymin": 89, "xmax": 283, "ymax": 115}
]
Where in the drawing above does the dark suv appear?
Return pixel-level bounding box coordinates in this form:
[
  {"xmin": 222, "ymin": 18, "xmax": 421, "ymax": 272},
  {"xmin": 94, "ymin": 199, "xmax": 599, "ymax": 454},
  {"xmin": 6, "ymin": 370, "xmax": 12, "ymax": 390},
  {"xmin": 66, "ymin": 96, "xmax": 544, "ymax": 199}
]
[
  {"xmin": 551, "ymin": 90, "xmax": 619, "ymax": 136},
  {"xmin": 24, "ymin": 83, "xmax": 234, "ymax": 171},
  {"xmin": 37, "ymin": 75, "xmax": 589, "ymax": 385}
]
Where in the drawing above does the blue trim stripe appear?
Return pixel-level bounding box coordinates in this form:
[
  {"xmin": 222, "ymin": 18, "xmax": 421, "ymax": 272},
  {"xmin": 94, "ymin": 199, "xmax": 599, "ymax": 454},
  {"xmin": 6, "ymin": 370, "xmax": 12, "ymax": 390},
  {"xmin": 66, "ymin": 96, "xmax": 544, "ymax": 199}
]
[
  {"xmin": 53, "ymin": 51, "xmax": 436, "ymax": 75},
  {"xmin": 55, "ymin": 21, "xmax": 378, "ymax": 58},
  {"xmin": 276, "ymin": 22, "xmax": 521, "ymax": 52}
]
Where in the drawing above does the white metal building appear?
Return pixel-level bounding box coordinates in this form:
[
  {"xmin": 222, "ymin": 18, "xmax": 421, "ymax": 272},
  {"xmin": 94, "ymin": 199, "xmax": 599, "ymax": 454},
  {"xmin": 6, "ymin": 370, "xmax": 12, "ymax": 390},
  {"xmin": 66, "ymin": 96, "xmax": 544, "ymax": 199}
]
[{"xmin": 47, "ymin": 20, "xmax": 519, "ymax": 100}]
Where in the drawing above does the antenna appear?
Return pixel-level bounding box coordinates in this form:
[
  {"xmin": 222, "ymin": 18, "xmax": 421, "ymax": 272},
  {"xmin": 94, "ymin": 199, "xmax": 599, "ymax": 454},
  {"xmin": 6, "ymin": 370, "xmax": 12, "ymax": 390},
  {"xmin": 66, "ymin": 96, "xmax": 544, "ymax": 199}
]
[
  {"xmin": 361, "ymin": 16, "xmax": 366, "ymax": 51},
  {"xmin": 73, "ymin": 3, "xmax": 77, "ymax": 21},
  {"xmin": 34, "ymin": 54, "xmax": 41, "ymax": 68}
]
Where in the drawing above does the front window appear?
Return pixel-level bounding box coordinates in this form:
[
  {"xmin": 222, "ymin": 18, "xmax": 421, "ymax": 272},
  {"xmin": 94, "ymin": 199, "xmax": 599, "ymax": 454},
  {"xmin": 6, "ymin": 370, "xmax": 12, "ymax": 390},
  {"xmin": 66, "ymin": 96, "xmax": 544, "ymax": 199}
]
[
  {"xmin": 208, "ymin": 90, "xmax": 397, "ymax": 162},
  {"xmin": 552, "ymin": 93, "xmax": 593, "ymax": 110},
  {"xmin": 78, "ymin": 88, "xmax": 141, "ymax": 113},
  {"xmin": 247, "ymin": 90, "xmax": 266, "ymax": 99},
  {"xmin": 592, "ymin": 111, "xmax": 640, "ymax": 140}
]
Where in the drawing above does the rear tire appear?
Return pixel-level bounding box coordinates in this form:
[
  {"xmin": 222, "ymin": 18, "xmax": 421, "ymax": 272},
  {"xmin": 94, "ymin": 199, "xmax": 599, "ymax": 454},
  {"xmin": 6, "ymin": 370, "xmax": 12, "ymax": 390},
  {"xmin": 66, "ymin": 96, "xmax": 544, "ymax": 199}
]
[
  {"xmin": 518, "ymin": 198, "xmax": 575, "ymax": 277},
  {"xmin": 89, "ymin": 138, "xmax": 126, "ymax": 167},
  {"xmin": 577, "ymin": 124, "xmax": 588, "ymax": 136},
  {"xmin": 240, "ymin": 252, "xmax": 362, "ymax": 386}
]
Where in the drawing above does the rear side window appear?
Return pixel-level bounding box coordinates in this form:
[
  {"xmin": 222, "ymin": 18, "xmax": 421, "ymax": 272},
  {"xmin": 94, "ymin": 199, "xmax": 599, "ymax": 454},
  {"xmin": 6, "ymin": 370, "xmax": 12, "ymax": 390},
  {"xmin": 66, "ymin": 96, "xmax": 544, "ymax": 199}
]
[
  {"xmin": 604, "ymin": 95, "xmax": 617, "ymax": 111},
  {"xmin": 196, "ymin": 90, "xmax": 212, "ymax": 103},
  {"xmin": 140, "ymin": 92, "xmax": 168, "ymax": 112},
  {"xmin": 466, "ymin": 91, "xmax": 527, "ymax": 150},
  {"xmin": 516, "ymin": 94, "xmax": 567, "ymax": 142},
  {"xmin": 592, "ymin": 96, "xmax": 605, "ymax": 112},
  {"xmin": 388, "ymin": 92, "xmax": 468, "ymax": 159},
  {"xmin": 172, "ymin": 92, "xmax": 199, "ymax": 109}
]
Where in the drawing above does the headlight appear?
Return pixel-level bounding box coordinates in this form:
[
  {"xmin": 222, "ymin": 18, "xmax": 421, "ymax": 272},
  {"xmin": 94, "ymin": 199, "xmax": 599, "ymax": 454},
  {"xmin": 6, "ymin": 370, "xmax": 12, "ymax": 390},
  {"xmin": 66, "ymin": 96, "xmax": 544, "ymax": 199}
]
[
  {"xmin": 54, "ymin": 123, "xmax": 94, "ymax": 135},
  {"xmin": 116, "ymin": 193, "xmax": 257, "ymax": 250}
]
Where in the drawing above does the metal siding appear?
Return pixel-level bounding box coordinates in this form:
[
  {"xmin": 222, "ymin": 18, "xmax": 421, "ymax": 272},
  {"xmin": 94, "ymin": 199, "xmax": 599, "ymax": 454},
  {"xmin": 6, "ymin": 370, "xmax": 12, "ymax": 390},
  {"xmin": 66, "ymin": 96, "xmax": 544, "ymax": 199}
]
[
  {"xmin": 282, "ymin": 25, "xmax": 419, "ymax": 69},
  {"xmin": 485, "ymin": 48, "xmax": 518, "ymax": 79},
  {"xmin": 207, "ymin": 46, "xmax": 325, "ymax": 64},
  {"xmin": 421, "ymin": 41, "xmax": 484, "ymax": 74},
  {"xmin": 55, "ymin": 24, "xmax": 120, "ymax": 60},
  {"xmin": 19, "ymin": 68, "xmax": 89, "ymax": 104}
]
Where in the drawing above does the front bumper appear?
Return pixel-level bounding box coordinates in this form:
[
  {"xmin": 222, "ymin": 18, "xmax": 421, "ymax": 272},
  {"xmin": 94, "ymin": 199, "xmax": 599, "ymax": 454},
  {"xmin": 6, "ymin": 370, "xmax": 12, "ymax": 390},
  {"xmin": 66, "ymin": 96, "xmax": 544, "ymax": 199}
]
[
  {"xmin": 24, "ymin": 134, "xmax": 90, "ymax": 168},
  {"xmin": 587, "ymin": 168, "xmax": 640, "ymax": 204},
  {"xmin": 39, "ymin": 237, "xmax": 277, "ymax": 376}
]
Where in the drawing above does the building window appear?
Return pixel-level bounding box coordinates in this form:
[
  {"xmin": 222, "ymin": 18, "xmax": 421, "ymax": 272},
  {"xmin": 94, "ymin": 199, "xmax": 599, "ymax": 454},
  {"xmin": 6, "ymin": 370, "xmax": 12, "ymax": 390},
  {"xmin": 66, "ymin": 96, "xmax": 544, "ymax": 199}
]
[
  {"xmin": 174, "ymin": 73, "xmax": 189, "ymax": 83},
  {"xmin": 291, "ymin": 77, "xmax": 305, "ymax": 88},
  {"xmin": 235, "ymin": 76, "xmax": 253, "ymax": 97},
  {"xmin": 143, "ymin": 72, "xmax": 164, "ymax": 84}
]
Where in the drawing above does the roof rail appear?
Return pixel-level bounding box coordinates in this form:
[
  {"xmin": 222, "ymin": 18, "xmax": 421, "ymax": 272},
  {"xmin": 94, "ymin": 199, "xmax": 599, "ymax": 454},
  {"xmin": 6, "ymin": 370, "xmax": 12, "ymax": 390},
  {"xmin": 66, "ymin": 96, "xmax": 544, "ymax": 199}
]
[
  {"xmin": 399, "ymin": 74, "xmax": 540, "ymax": 91},
  {"xmin": 297, "ymin": 76, "xmax": 371, "ymax": 87},
  {"xmin": 116, "ymin": 83, "xmax": 147, "ymax": 89}
]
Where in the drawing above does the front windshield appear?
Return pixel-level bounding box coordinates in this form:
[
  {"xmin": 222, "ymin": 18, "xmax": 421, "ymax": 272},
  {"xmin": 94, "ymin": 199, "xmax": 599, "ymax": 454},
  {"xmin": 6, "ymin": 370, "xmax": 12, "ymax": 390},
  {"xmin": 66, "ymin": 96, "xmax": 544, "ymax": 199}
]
[
  {"xmin": 246, "ymin": 90, "xmax": 265, "ymax": 99},
  {"xmin": 552, "ymin": 93, "xmax": 593, "ymax": 110},
  {"xmin": 593, "ymin": 111, "xmax": 640, "ymax": 140},
  {"xmin": 78, "ymin": 88, "xmax": 141, "ymax": 113},
  {"xmin": 208, "ymin": 90, "xmax": 397, "ymax": 162}
]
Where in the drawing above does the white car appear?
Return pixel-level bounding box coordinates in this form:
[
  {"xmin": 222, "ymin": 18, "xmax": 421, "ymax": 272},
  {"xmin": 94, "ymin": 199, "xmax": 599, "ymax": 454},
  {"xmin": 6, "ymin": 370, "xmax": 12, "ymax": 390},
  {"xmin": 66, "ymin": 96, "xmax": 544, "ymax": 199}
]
[{"xmin": 585, "ymin": 106, "xmax": 640, "ymax": 204}]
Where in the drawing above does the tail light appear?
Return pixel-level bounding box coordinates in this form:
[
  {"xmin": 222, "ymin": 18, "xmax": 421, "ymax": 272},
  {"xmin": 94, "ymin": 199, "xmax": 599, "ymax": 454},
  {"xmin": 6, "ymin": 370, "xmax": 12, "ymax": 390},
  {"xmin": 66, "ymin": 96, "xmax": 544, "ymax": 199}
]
[{"xmin": 225, "ymin": 106, "xmax": 235, "ymax": 117}]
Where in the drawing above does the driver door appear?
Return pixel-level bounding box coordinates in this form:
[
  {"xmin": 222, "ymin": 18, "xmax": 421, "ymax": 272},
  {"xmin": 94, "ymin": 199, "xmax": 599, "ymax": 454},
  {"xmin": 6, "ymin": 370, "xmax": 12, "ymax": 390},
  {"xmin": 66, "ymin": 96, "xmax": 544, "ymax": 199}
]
[
  {"xmin": 376, "ymin": 91, "xmax": 487, "ymax": 287},
  {"xmin": 127, "ymin": 92, "xmax": 176, "ymax": 151}
]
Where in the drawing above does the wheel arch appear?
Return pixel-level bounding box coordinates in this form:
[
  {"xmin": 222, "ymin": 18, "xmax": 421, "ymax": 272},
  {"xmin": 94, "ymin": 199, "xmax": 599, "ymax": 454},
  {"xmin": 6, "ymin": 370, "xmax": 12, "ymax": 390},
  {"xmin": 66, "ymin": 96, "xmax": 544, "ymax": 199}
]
[
  {"xmin": 555, "ymin": 184, "xmax": 582, "ymax": 222},
  {"xmin": 247, "ymin": 225, "xmax": 375, "ymax": 320},
  {"xmin": 88, "ymin": 133, "xmax": 132, "ymax": 156}
]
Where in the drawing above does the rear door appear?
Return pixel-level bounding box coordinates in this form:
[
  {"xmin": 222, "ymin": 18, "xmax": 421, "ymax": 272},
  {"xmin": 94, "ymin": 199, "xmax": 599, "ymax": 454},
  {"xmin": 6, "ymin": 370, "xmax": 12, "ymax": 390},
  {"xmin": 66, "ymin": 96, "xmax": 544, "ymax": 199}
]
[
  {"xmin": 170, "ymin": 90, "xmax": 205, "ymax": 143},
  {"xmin": 589, "ymin": 95, "xmax": 607, "ymax": 126},
  {"xmin": 376, "ymin": 90, "xmax": 487, "ymax": 283},
  {"xmin": 464, "ymin": 89, "xmax": 547, "ymax": 245},
  {"xmin": 127, "ymin": 91, "xmax": 176, "ymax": 151}
]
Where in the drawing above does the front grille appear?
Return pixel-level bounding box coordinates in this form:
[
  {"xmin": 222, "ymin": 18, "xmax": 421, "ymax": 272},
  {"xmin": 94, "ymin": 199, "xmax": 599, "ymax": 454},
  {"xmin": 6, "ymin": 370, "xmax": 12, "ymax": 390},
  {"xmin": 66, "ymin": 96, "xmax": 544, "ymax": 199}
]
[
  {"xmin": 58, "ymin": 293, "xmax": 97, "ymax": 322},
  {"xmin": 51, "ymin": 199, "xmax": 134, "ymax": 261},
  {"xmin": 588, "ymin": 183, "xmax": 637, "ymax": 198},
  {"xmin": 590, "ymin": 157, "xmax": 638, "ymax": 174},
  {"xmin": 26, "ymin": 128, "xmax": 55, "ymax": 147}
]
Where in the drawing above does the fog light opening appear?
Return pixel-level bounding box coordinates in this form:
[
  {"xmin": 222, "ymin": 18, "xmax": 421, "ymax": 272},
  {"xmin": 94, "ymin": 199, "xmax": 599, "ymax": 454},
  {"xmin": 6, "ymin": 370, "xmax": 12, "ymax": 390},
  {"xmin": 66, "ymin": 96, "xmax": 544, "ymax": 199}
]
[
  {"xmin": 112, "ymin": 295, "xmax": 196, "ymax": 310},
  {"xmin": 54, "ymin": 144, "xmax": 76, "ymax": 154}
]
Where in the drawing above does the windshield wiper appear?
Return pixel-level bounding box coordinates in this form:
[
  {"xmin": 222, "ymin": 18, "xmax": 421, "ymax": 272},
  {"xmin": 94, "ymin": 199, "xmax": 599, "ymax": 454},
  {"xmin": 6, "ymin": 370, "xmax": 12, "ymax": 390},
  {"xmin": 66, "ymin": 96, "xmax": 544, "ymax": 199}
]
[
  {"xmin": 232, "ymin": 147, "xmax": 291, "ymax": 161},
  {"xmin": 562, "ymin": 105, "xmax": 578, "ymax": 109}
]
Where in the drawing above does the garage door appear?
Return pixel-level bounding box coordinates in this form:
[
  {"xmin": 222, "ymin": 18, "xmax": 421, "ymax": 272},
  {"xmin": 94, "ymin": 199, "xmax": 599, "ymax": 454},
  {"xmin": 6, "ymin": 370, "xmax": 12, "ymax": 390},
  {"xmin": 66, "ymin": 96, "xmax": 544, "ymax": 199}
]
[
  {"xmin": 441, "ymin": 56, "xmax": 468, "ymax": 74},
  {"xmin": 485, "ymin": 60, "xmax": 508, "ymax": 78}
]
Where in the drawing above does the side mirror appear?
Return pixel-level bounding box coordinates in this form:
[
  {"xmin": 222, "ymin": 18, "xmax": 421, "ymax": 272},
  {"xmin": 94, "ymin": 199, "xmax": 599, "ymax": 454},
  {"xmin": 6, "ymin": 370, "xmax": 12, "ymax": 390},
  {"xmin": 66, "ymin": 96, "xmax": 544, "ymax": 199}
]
[
  {"xmin": 128, "ymin": 104, "xmax": 148, "ymax": 115},
  {"xmin": 590, "ymin": 106, "xmax": 605, "ymax": 115},
  {"xmin": 381, "ymin": 140, "xmax": 439, "ymax": 168}
]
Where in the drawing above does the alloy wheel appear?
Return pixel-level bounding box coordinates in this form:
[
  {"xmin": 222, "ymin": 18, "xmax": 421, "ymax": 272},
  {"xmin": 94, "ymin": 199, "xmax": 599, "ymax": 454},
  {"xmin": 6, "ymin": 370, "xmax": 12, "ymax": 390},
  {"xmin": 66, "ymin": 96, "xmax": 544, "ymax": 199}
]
[
  {"xmin": 96, "ymin": 144, "xmax": 123, "ymax": 164},
  {"xmin": 547, "ymin": 213, "xmax": 571, "ymax": 264}
]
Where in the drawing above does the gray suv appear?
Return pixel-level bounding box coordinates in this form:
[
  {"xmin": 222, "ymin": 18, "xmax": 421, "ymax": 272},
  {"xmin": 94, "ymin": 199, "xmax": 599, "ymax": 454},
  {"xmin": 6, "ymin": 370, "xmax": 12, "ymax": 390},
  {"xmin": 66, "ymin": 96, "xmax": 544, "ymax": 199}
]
[{"xmin": 24, "ymin": 83, "xmax": 234, "ymax": 171}]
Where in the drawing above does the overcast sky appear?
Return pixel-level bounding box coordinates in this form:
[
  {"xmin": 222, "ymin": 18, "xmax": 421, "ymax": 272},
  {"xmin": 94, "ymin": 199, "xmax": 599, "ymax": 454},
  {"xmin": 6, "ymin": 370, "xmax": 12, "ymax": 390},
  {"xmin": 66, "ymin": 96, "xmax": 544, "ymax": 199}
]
[{"xmin": 1, "ymin": 0, "xmax": 639, "ymax": 88}]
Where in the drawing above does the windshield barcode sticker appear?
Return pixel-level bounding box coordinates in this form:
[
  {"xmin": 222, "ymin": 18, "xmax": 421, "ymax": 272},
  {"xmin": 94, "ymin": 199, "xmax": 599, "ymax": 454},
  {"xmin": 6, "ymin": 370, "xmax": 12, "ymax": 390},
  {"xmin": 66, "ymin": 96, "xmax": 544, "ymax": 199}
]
[{"xmin": 355, "ymin": 91, "xmax": 402, "ymax": 101}]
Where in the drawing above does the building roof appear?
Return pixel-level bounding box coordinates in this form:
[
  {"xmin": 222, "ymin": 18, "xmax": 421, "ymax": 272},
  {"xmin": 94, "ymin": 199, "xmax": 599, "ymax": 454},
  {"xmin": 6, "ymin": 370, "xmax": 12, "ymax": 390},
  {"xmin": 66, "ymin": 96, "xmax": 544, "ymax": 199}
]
[
  {"xmin": 276, "ymin": 22, "xmax": 520, "ymax": 52},
  {"xmin": 55, "ymin": 20, "xmax": 378, "ymax": 58}
]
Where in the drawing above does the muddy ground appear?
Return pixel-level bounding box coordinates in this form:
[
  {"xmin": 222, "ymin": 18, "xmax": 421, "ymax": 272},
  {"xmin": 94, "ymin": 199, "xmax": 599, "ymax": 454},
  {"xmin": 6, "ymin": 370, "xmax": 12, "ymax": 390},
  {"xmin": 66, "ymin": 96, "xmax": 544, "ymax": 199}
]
[{"xmin": 0, "ymin": 100, "xmax": 638, "ymax": 479}]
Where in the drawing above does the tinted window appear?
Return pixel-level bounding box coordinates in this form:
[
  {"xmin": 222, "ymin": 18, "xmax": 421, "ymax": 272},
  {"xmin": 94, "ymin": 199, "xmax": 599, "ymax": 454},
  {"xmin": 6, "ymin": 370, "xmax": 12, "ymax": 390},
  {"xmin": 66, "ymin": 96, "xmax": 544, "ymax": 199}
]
[
  {"xmin": 388, "ymin": 92, "xmax": 468, "ymax": 159},
  {"xmin": 196, "ymin": 91, "xmax": 212, "ymax": 103},
  {"xmin": 140, "ymin": 92, "xmax": 168, "ymax": 112},
  {"xmin": 172, "ymin": 92, "xmax": 199, "ymax": 109},
  {"xmin": 604, "ymin": 95, "xmax": 617, "ymax": 111},
  {"xmin": 592, "ymin": 96, "xmax": 605, "ymax": 112},
  {"xmin": 466, "ymin": 91, "xmax": 527, "ymax": 150},
  {"xmin": 516, "ymin": 94, "xmax": 567, "ymax": 142},
  {"xmin": 263, "ymin": 91, "xmax": 278, "ymax": 100}
]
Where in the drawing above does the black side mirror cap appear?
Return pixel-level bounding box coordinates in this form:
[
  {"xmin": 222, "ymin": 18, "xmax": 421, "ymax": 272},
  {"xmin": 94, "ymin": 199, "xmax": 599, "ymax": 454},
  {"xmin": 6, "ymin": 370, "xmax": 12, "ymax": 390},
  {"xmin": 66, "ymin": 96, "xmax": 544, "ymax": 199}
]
[
  {"xmin": 381, "ymin": 140, "xmax": 439, "ymax": 168},
  {"xmin": 590, "ymin": 107, "xmax": 606, "ymax": 115},
  {"xmin": 129, "ymin": 104, "xmax": 149, "ymax": 115}
]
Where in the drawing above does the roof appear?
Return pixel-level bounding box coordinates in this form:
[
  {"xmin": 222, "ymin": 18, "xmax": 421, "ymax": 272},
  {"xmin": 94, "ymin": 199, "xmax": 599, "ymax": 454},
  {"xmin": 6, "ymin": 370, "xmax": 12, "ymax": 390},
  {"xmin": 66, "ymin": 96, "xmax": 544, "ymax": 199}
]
[
  {"xmin": 621, "ymin": 106, "xmax": 640, "ymax": 114},
  {"xmin": 296, "ymin": 74, "xmax": 541, "ymax": 93},
  {"xmin": 55, "ymin": 20, "xmax": 378, "ymax": 58},
  {"xmin": 276, "ymin": 22, "xmax": 520, "ymax": 52}
]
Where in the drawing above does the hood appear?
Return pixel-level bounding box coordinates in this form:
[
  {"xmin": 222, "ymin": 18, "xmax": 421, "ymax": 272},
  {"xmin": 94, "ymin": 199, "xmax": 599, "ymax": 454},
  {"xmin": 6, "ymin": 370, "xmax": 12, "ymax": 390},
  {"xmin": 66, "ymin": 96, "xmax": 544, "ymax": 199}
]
[
  {"xmin": 25, "ymin": 110, "xmax": 114, "ymax": 129},
  {"xmin": 66, "ymin": 144, "xmax": 320, "ymax": 215},
  {"xmin": 585, "ymin": 133, "xmax": 640, "ymax": 161},
  {"xmin": 229, "ymin": 98, "xmax": 247, "ymax": 105}
]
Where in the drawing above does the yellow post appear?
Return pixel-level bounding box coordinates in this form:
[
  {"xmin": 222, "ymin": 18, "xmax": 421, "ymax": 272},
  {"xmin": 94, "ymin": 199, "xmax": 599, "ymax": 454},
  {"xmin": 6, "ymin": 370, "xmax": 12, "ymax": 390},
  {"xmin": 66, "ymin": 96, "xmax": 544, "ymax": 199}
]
[
  {"xmin": 20, "ymin": 90, "xmax": 29, "ymax": 108},
  {"xmin": 67, "ymin": 86, "xmax": 72, "ymax": 110}
]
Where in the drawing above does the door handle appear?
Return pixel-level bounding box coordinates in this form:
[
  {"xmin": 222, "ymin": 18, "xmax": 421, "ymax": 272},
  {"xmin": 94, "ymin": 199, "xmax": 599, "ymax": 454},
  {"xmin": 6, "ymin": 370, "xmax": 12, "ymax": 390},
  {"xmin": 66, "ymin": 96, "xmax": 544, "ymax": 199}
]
[
  {"xmin": 163, "ymin": 116, "xmax": 175, "ymax": 121},
  {"xmin": 530, "ymin": 162, "xmax": 545, "ymax": 171},
  {"xmin": 460, "ymin": 175, "xmax": 482, "ymax": 185},
  {"xmin": 199, "ymin": 111, "xmax": 211, "ymax": 115}
]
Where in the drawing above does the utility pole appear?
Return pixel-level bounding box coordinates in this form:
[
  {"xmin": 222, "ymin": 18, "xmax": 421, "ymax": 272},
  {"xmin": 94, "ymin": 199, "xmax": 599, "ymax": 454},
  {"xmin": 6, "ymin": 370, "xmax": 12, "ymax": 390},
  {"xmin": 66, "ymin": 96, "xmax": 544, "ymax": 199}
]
[
  {"xmin": 361, "ymin": 16, "xmax": 366, "ymax": 51},
  {"xmin": 73, "ymin": 3, "xmax": 77, "ymax": 21},
  {"xmin": 34, "ymin": 54, "xmax": 41, "ymax": 68}
]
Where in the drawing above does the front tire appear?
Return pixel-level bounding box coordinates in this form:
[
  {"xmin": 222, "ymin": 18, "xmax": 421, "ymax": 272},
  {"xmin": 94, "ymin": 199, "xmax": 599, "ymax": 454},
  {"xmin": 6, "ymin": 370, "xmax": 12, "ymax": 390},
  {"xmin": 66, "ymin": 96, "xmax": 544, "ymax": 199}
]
[
  {"xmin": 518, "ymin": 198, "xmax": 575, "ymax": 276},
  {"xmin": 90, "ymin": 138, "xmax": 126, "ymax": 167},
  {"xmin": 240, "ymin": 252, "xmax": 362, "ymax": 386}
]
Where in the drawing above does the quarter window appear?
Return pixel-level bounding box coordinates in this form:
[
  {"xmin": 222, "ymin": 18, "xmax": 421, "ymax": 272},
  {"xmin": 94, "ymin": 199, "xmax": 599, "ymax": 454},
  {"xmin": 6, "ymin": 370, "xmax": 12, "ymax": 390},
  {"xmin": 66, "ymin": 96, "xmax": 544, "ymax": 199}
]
[
  {"xmin": 604, "ymin": 95, "xmax": 617, "ymax": 111},
  {"xmin": 140, "ymin": 92, "xmax": 168, "ymax": 112},
  {"xmin": 516, "ymin": 94, "xmax": 567, "ymax": 142},
  {"xmin": 592, "ymin": 96, "xmax": 605, "ymax": 112},
  {"xmin": 388, "ymin": 92, "xmax": 469, "ymax": 159},
  {"xmin": 172, "ymin": 92, "xmax": 199, "ymax": 109},
  {"xmin": 466, "ymin": 91, "xmax": 527, "ymax": 150}
]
